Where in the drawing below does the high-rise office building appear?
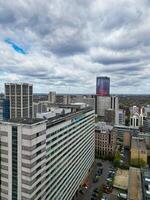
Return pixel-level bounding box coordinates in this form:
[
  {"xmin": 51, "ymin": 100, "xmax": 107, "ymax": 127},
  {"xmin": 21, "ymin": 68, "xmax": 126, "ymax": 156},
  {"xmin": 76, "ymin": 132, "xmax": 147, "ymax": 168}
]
[
  {"xmin": 96, "ymin": 76, "xmax": 110, "ymax": 96},
  {"xmin": 95, "ymin": 77, "xmax": 119, "ymax": 117},
  {"xmin": 5, "ymin": 83, "xmax": 33, "ymax": 119},
  {"xmin": 56, "ymin": 94, "xmax": 71, "ymax": 104},
  {"xmin": 0, "ymin": 106, "xmax": 95, "ymax": 200},
  {"xmin": 96, "ymin": 95, "xmax": 119, "ymax": 117},
  {"xmin": 48, "ymin": 91, "xmax": 56, "ymax": 104}
]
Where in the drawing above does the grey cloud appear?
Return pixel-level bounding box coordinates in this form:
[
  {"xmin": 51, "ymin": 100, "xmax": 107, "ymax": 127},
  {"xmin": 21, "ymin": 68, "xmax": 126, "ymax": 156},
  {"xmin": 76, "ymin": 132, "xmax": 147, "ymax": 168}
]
[
  {"xmin": 51, "ymin": 42, "xmax": 87, "ymax": 56},
  {"xmin": 94, "ymin": 57, "xmax": 140, "ymax": 65},
  {"xmin": 0, "ymin": 5, "xmax": 16, "ymax": 24},
  {"xmin": 0, "ymin": 0, "xmax": 150, "ymax": 94}
]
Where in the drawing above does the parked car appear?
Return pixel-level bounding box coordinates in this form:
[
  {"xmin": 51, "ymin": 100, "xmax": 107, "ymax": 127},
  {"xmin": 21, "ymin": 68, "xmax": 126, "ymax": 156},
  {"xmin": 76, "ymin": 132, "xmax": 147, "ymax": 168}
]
[
  {"xmin": 92, "ymin": 193, "xmax": 98, "ymax": 198},
  {"xmin": 107, "ymin": 173, "xmax": 114, "ymax": 178},
  {"xmin": 97, "ymin": 162, "xmax": 102, "ymax": 167},
  {"xmin": 93, "ymin": 178, "xmax": 98, "ymax": 183},
  {"xmin": 117, "ymin": 192, "xmax": 127, "ymax": 199},
  {"xmin": 101, "ymin": 195, "xmax": 109, "ymax": 200},
  {"xmin": 79, "ymin": 189, "xmax": 84, "ymax": 194},
  {"xmin": 109, "ymin": 170, "xmax": 115, "ymax": 174},
  {"xmin": 106, "ymin": 177, "xmax": 112, "ymax": 182},
  {"xmin": 91, "ymin": 197, "xmax": 95, "ymax": 200},
  {"xmin": 94, "ymin": 188, "xmax": 99, "ymax": 193},
  {"xmin": 82, "ymin": 183, "xmax": 88, "ymax": 189},
  {"xmin": 102, "ymin": 184, "xmax": 112, "ymax": 194},
  {"xmin": 97, "ymin": 171, "xmax": 102, "ymax": 176}
]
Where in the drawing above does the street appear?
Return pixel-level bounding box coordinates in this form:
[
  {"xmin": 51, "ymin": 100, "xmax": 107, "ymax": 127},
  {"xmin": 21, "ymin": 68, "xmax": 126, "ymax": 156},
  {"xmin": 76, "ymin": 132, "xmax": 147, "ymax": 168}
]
[{"xmin": 75, "ymin": 159, "xmax": 118, "ymax": 200}]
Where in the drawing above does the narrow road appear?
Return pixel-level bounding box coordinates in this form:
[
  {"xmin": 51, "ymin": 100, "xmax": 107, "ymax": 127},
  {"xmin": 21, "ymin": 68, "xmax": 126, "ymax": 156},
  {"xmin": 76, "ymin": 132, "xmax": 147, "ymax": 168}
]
[{"xmin": 76, "ymin": 159, "xmax": 113, "ymax": 200}]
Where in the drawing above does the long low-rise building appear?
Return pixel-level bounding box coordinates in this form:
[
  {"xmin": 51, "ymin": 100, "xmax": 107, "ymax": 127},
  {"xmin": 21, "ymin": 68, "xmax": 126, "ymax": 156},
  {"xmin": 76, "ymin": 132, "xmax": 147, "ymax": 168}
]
[
  {"xmin": 128, "ymin": 167, "xmax": 143, "ymax": 200},
  {"xmin": 0, "ymin": 106, "xmax": 95, "ymax": 200},
  {"xmin": 131, "ymin": 137, "xmax": 147, "ymax": 165}
]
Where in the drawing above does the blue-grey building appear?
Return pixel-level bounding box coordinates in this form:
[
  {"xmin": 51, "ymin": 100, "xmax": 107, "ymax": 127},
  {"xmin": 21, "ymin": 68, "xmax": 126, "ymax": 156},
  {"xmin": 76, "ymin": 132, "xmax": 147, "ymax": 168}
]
[{"xmin": 3, "ymin": 98, "xmax": 10, "ymax": 121}]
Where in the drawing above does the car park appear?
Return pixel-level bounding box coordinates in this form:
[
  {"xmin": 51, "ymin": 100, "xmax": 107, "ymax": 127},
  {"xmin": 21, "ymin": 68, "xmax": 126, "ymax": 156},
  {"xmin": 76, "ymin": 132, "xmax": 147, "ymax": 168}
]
[
  {"xmin": 91, "ymin": 197, "xmax": 95, "ymax": 200},
  {"xmin": 117, "ymin": 192, "xmax": 127, "ymax": 199},
  {"xmin": 79, "ymin": 189, "xmax": 84, "ymax": 194},
  {"xmin": 102, "ymin": 184, "xmax": 112, "ymax": 194},
  {"xmin": 107, "ymin": 173, "xmax": 114, "ymax": 179},
  {"xmin": 106, "ymin": 177, "xmax": 112, "ymax": 182},
  {"xmin": 94, "ymin": 188, "xmax": 99, "ymax": 193},
  {"xmin": 101, "ymin": 195, "xmax": 109, "ymax": 200},
  {"xmin": 92, "ymin": 193, "xmax": 98, "ymax": 198},
  {"xmin": 93, "ymin": 177, "xmax": 98, "ymax": 183},
  {"xmin": 97, "ymin": 162, "xmax": 102, "ymax": 167}
]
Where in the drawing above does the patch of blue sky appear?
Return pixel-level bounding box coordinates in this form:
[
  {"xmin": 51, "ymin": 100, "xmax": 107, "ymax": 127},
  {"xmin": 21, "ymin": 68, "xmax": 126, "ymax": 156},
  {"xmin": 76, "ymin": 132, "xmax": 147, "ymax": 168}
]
[{"xmin": 5, "ymin": 38, "xmax": 27, "ymax": 55}]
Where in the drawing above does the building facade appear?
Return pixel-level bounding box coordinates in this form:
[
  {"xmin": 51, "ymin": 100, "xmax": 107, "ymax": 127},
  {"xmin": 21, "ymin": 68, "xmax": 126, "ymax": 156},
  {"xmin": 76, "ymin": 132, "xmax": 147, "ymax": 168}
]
[
  {"xmin": 0, "ymin": 107, "xmax": 95, "ymax": 200},
  {"xmin": 104, "ymin": 109, "xmax": 115, "ymax": 125},
  {"xmin": 0, "ymin": 98, "xmax": 10, "ymax": 121},
  {"xmin": 115, "ymin": 109, "xmax": 125, "ymax": 125},
  {"xmin": 0, "ymin": 98, "xmax": 3, "ymax": 121},
  {"xmin": 5, "ymin": 83, "xmax": 33, "ymax": 119},
  {"xmin": 72, "ymin": 95, "xmax": 95, "ymax": 111},
  {"xmin": 96, "ymin": 76, "xmax": 110, "ymax": 96},
  {"xmin": 95, "ymin": 122, "xmax": 117, "ymax": 158},
  {"xmin": 48, "ymin": 92, "xmax": 56, "ymax": 104},
  {"xmin": 56, "ymin": 95, "xmax": 71, "ymax": 105},
  {"xmin": 96, "ymin": 96, "xmax": 119, "ymax": 117},
  {"xmin": 33, "ymin": 101, "xmax": 49, "ymax": 118},
  {"xmin": 3, "ymin": 99, "xmax": 10, "ymax": 121},
  {"xmin": 143, "ymin": 117, "xmax": 150, "ymax": 133}
]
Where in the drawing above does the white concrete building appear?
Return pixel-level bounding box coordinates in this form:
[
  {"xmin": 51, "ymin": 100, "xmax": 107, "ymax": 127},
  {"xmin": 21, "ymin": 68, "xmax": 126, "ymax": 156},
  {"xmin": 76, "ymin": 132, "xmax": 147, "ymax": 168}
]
[
  {"xmin": 96, "ymin": 96, "xmax": 119, "ymax": 117},
  {"xmin": 115, "ymin": 109, "xmax": 125, "ymax": 125},
  {"xmin": 48, "ymin": 92, "xmax": 56, "ymax": 104},
  {"xmin": 0, "ymin": 107, "xmax": 95, "ymax": 200}
]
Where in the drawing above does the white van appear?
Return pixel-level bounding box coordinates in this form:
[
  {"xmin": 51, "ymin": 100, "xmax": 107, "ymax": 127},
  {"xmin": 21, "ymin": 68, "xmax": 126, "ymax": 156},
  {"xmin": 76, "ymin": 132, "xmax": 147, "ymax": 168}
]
[{"xmin": 117, "ymin": 192, "xmax": 127, "ymax": 199}]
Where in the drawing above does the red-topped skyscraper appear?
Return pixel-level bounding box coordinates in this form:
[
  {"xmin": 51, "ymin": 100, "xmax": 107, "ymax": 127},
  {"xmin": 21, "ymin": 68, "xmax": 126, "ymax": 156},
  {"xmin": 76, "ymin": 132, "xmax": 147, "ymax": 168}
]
[{"xmin": 96, "ymin": 76, "xmax": 110, "ymax": 96}]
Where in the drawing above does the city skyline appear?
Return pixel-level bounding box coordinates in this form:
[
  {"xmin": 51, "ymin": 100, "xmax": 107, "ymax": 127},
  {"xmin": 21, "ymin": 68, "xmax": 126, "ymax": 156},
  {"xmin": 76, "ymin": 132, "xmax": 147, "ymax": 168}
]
[{"xmin": 0, "ymin": 0, "xmax": 150, "ymax": 94}]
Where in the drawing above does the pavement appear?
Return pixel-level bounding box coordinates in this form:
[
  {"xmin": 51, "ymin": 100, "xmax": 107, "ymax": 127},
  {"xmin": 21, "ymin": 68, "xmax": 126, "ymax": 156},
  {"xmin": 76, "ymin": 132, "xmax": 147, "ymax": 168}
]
[{"xmin": 75, "ymin": 159, "xmax": 118, "ymax": 200}]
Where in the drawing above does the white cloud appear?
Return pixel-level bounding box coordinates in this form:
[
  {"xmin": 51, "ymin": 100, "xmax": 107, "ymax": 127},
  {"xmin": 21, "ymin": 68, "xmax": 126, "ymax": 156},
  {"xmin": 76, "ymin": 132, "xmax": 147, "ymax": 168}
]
[{"xmin": 0, "ymin": 0, "xmax": 150, "ymax": 94}]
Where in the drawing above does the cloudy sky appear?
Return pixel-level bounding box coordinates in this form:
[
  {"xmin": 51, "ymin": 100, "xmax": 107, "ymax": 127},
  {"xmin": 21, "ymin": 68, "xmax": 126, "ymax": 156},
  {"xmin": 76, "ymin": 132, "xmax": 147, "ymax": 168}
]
[{"xmin": 0, "ymin": 0, "xmax": 150, "ymax": 94}]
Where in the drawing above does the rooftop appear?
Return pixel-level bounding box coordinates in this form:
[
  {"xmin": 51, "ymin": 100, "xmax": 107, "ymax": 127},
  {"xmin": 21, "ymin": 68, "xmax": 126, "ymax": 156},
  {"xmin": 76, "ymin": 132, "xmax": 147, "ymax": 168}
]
[
  {"xmin": 114, "ymin": 125, "xmax": 139, "ymax": 130},
  {"xmin": 128, "ymin": 167, "xmax": 142, "ymax": 200},
  {"xmin": 95, "ymin": 122, "xmax": 113, "ymax": 133},
  {"xmin": 131, "ymin": 137, "xmax": 146, "ymax": 150},
  {"xmin": 5, "ymin": 82, "xmax": 33, "ymax": 86},
  {"xmin": 46, "ymin": 106, "xmax": 93, "ymax": 128},
  {"xmin": 3, "ymin": 106, "xmax": 93, "ymax": 127},
  {"xmin": 113, "ymin": 169, "xmax": 129, "ymax": 190},
  {"xmin": 7, "ymin": 118, "xmax": 45, "ymax": 125}
]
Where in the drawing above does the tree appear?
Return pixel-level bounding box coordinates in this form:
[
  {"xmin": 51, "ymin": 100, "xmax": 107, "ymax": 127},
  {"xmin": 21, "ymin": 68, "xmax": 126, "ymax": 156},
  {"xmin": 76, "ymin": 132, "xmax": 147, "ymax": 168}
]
[
  {"xmin": 98, "ymin": 185, "xmax": 103, "ymax": 200},
  {"xmin": 130, "ymin": 159, "xmax": 146, "ymax": 168},
  {"xmin": 113, "ymin": 151, "xmax": 121, "ymax": 168}
]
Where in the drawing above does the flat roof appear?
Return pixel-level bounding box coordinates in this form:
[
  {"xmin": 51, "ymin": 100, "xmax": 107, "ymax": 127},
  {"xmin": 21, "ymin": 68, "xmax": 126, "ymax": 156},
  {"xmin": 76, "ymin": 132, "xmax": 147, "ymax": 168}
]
[
  {"xmin": 131, "ymin": 137, "xmax": 146, "ymax": 150},
  {"xmin": 95, "ymin": 122, "xmax": 113, "ymax": 132},
  {"xmin": 2, "ymin": 107, "xmax": 93, "ymax": 127},
  {"xmin": 113, "ymin": 169, "xmax": 129, "ymax": 190},
  {"xmin": 46, "ymin": 107, "xmax": 93, "ymax": 128},
  {"xmin": 128, "ymin": 167, "xmax": 142, "ymax": 200},
  {"xmin": 8, "ymin": 118, "xmax": 45, "ymax": 125},
  {"xmin": 114, "ymin": 125, "xmax": 139, "ymax": 130},
  {"xmin": 5, "ymin": 83, "xmax": 33, "ymax": 86}
]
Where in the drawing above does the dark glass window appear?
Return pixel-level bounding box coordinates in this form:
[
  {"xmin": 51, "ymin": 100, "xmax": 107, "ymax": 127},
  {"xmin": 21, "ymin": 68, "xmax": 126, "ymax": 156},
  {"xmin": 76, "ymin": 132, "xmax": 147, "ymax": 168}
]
[{"xmin": 12, "ymin": 126, "xmax": 18, "ymax": 200}]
